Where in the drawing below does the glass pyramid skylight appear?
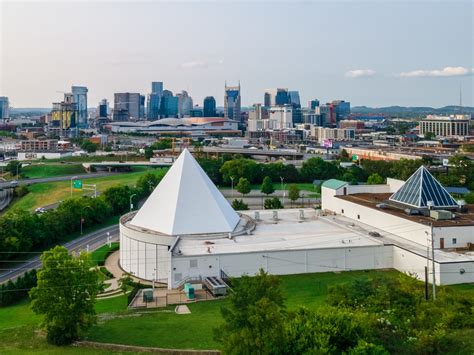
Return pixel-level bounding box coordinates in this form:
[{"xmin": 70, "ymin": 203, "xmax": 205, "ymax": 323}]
[{"xmin": 389, "ymin": 166, "xmax": 458, "ymax": 209}]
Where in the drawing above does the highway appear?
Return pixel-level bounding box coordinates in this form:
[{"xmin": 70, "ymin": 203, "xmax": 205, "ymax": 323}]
[
  {"xmin": 0, "ymin": 224, "xmax": 120, "ymax": 284},
  {"xmin": 0, "ymin": 172, "xmax": 117, "ymax": 190}
]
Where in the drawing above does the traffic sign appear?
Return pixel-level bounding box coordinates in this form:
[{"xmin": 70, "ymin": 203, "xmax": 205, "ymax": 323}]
[
  {"xmin": 442, "ymin": 159, "xmax": 449, "ymax": 167},
  {"xmin": 73, "ymin": 180, "xmax": 83, "ymax": 189}
]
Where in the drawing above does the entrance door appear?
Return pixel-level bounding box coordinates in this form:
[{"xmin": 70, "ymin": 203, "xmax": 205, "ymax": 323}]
[{"xmin": 440, "ymin": 238, "xmax": 445, "ymax": 249}]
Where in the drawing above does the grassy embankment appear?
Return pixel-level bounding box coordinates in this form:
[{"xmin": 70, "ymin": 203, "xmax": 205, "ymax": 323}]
[{"xmin": 0, "ymin": 270, "xmax": 472, "ymax": 353}]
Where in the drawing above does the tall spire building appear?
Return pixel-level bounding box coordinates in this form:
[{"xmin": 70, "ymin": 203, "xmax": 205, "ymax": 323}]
[{"xmin": 224, "ymin": 82, "xmax": 241, "ymax": 122}]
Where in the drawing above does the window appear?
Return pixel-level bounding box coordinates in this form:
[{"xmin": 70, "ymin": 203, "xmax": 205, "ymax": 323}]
[
  {"xmin": 190, "ymin": 259, "xmax": 198, "ymax": 268},
  {"xmin": 341, "ymin": 209, "xmax": 344, "ymax": 214},
  {"xmin": 174, "ymin": 273, "xmax": 182, "ymax": 282},
  {"xmin": 357, "ymin": 214, "xmax": 360, "ymax": 220},
  {"xmin": 452, "ymin": 238, "xmax": 457, "ymax": 245}
]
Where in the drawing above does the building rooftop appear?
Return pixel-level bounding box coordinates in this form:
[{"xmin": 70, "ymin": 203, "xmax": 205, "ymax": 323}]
[
  {"xmin": 174, "ymin": 209, "xmax": 383, "ymax": 257},
  {"xmin": 337, "ymin": 193, "xmax": 474, "ymax": 227}
]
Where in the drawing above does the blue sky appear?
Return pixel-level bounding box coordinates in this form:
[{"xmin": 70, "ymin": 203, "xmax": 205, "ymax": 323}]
[{"xmin": 1, "ymin": 0, "xmax": 472, "ymax": 108}]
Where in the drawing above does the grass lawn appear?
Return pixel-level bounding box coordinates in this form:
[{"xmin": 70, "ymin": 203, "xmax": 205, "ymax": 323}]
[
  {"xmin": 21, "ymin": 163, "xmax": 86, "ymax": 179},
  {"xmin": 0, "ymin": 270, "xmax": 472, "ymax": 353},
  {"xmin": 7, "ymin": 168, "xmax": 166, "ymax": 212},
  {"xmin": 90, "ymin": 242, "xmax": 120, "ymax": 267},
  {"xmin": 245, "ymin": 182, "xmax": 318, "ymax": 192}
]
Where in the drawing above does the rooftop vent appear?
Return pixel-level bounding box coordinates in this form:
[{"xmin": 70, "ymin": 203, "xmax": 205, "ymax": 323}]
[{"xmin": 430, "ymin": 210, "xmax": 454, "ymax": 221}]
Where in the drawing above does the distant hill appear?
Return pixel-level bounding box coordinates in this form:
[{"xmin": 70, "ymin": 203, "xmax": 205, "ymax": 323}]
[
  {"xmin": 10, "ymin": 108, "xmax": 51, "ymax": 114},
  {"xmin": 352, "ymin": 105, "xmax": 474, "ymax": 116}
]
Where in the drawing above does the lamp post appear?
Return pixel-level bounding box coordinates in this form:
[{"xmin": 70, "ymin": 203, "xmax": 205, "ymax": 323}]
[
  {"xmin": 280, "ymin": 176, "xmax": 285, "ymax": 205},
  {"xmin": 80, "ymin": 205, "xmax": 93, "ymax": 235},
  {"xmin": 230, "ymin": 176, "xmax": 235, "ymax": 197},
  {"xmin": 16, "ymin": 163, "xmax": 20, "ymax": 179},
  {"xmin": 129, "ymin": 193, "xmax": 137, "ymax": 212},
  {"xmin": 70, "ymin": 176, "xmax": 78, "ymax": 198}
]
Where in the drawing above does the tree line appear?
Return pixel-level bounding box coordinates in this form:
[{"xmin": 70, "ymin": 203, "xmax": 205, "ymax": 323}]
[
  {"xmin": 197, "ymin": 152, "xmax": 473, "ymax": 190},
  {"xmin": 0, "ymin": 170, "xmax": 166, "ymax": 261},
  {"xmin": 217, "ymin": 270, "xmax": 473, "ymax": 354}
]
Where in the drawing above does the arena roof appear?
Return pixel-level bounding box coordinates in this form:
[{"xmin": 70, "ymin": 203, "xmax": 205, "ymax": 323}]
[{"xmin": 130, "ymin": 149, "xmax": 240, "ymax": 236}]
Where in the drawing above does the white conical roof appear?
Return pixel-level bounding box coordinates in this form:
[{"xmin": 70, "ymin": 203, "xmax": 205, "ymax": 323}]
[{"xmin": 130, "ymin": 149, "xmax": 240, "ymax": 236}]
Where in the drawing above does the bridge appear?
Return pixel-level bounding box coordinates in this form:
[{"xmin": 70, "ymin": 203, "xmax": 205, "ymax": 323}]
[{"xmin": 82, "ymin": 160, "xmax": 173, "ymax": 172}]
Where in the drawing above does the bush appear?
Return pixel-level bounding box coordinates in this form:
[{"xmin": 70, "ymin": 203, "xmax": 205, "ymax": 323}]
[
  {"xmin": 14, "ymin": 185, "xmax": 29, "ymax": 197},
  {"xmin": 99, "ymin": 266, "xmax": 114, "ymax": 279},
  {"xmin": 0, "ymin": 269, "xmax": 37, "ymax": 307},
  {"xmin": 264, "ymin": 197, "xmax": 283, "ymax": 209},
  {"xmin": 232, "ymin": 199, "xmax": 248, "ymax": 210}
]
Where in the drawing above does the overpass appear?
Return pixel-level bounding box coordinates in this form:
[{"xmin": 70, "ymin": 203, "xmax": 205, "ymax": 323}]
[{"xmin": 185, "ymin": 146, "xmax": 305, "ymax": 159}]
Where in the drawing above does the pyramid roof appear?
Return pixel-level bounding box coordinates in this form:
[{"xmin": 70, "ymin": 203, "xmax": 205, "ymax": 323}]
[
  {"xmin": 130, "ymin": 149, "xmax": 240, "ymax": 235},
  {"xmin": 389, "ymin": 166, "xmax": 458, "ymax": 209}
]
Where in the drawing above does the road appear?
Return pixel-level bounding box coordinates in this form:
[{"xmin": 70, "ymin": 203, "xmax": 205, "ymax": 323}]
[
  {"xmin": 0, "ymin": 172, "xmax": 117, "ymax": 190},
  {"xmin": 0, "ymin": 224, "xmax": 120, "ymax": 284}
]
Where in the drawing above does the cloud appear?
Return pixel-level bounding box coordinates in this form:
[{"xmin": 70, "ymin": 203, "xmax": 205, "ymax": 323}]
[
  {"xmin": 345, "ymin": 69, "xmax": 376, "ymax": 78},
  {"xmin": 180, "ymin": 59, "xmax": 224, "ymax": 69},
  {"xmin": 400, "ymin": 66, "xmax": 474, "ymax": 78}
]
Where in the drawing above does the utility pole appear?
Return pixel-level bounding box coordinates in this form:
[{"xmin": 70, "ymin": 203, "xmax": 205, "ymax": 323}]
[{"xmin": 430, "ymin": 223, "xmax": 436, "ymax": 300}]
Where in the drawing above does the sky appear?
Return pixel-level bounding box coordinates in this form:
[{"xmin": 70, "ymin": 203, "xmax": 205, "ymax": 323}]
[{"xmin": 0, "ymin": 0, "xmax": 473, "ymax": 108}]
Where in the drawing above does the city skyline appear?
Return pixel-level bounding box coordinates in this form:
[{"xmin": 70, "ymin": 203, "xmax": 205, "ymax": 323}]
[{"xmin": 1, "ymin": 1, "xmax": 473, "ymax": 108}]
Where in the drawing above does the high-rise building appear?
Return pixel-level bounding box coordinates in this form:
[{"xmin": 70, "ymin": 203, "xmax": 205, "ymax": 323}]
[
  {"xmin": 224, "ymin": 82, "xmax": 241, "ymax": 121},
  {"xmin": 113, "ymin": 93, "xmax": 140, "ymax": 121},
  {"xmin": 332, "ymin": 100, "xmax": 351, "ymax": 122},
  {"xmin": 419, "ymin": 115, "xmax": 470, "ymax": 137},
  {"xmin": 288, "ymin": 91, "xmax": 301, "ymax": 106},
  {"xmin": 176, "ymin": 90, "xmax": 193, "ymax": 117},
  {"xmin": 71, "ymin": 86, "xmax": 88, "ymax": 127},
  {"xmin": 190, "ymin": 107, "xmax": 203, "ymax": 117},
  {"xmin": 0, "ymin": 97, "xmax": 9, "ymax": 119},
  {"xmin": 160, "ymin": 90, "xmax": 179, "ymax": 117},
  {"xmin": 147, "ymin": 82, "xmax": 164, "ymax": 120},
  {"xmin": 308, "ymin": 99, "xmax": 320, "ymax": 110},
  {"xmin": 151, "ymin": 82, "xmax": 163, "ymax": 95},
  {"xmin": 268, "ymin": 105, "xmax": 293, "ymax": 129},
  {"xmin": 50, "ymin": 93, "xmax": 78, "ymax": 136},
  {"xmin": 264, "ymin": 88, "xmax": 289, "ymax": 107},
  {"xmin": 203, "ymin": 96, "xmax": 216, "ymax": 117},
  {"xmin": 98, "ymin": 99, "xmax": 108, "ymax": 118},
  {"xmin": 140, "ymin": 95, "xmax": 146, "ymax": 119}
]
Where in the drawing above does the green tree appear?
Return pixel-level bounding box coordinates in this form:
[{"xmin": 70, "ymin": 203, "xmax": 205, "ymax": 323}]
[
  {"xmin": 464, "ymin": 191, "xmax": 474, "ymax": 204},
  {"xmin": 5, "ymin": 160, "xmax": 21, "ymax": 177},
  {"xmin": 102, "ymin": 185, "xmax": 135, "ymax": 215},
  {"xmin": 144, "ymin": 146, "xmax": 154, "ymax": 159},
  {"xmin": 264, "ymin": 197, "xmax": 283, "ymax": 209},
  {"xmin": 216, "ymin": 269, "xmax": 286, "ymax": 354},
  {"xmin": 118, "ymin": 273, "xmax": 134, "ymax": 295},
  {"xmin": 220, "ymin": 158, "xmax": 260, "ymax": 184},
  {"xmin": 367, "ymin": 173, "xmax": 384, "ymax": 185},
  {"xmin": 29, "ymin": 246, "xmax": 102, "ymax": 345},
  {"xmin": 260, "ymin": 176, "xmax": 275, "ymax": 195},
  {"xmin": 300, "ymin": 157, "xmax": 339, "ymax": 182},
  {"xmin": 136, "ymin": 170, "xmax": 166, "ymax": 197},
  {"xmin": 424, "ymin": 131, "xmax": 436, "ymax": 140},
  {"xmin": 231, "ymin": 199, "xmax": 249, "ymax": 210},
  {"xmin": 80, "ymin": 140, "xmax": 98, "ymax": 153},
  {"xmin": 288, "ymin": 184, "xmax": 300, "ymax": 205},
  {"xmin": 236, "ymin": 177, "xmax": 251, "ymax": 196},
  {"xmin": 151, "ymin": 138, "xmax": 173, "ymax": 150}
]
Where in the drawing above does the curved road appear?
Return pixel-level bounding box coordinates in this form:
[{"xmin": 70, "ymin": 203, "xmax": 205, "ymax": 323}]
[{"xmin": 0, "ymin": 224, "xmax": 119, "ymax": 284}]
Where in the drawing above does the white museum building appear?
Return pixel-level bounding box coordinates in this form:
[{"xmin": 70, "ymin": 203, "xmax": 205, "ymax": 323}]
[{"xmin": 119, "ymin": 150, "xmax": 474, "ymax": 288}]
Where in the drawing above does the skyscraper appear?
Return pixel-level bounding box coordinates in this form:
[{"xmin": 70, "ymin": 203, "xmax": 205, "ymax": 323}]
[
  {"xmin": 0, "ymin": 97, "xmax": 9, "ymax": 119},
  {"xmin": 264, "ymin": 88, "xmax": 289, "ymax": 107},
  {"xmin": 71, "ymin": 86, "xmax": 88, "ymax": 127},
  {"xmin": 331, "ymin": 100, "xmax": 351, "ymax": 122},
  {"xmin": 224, "ymin": 82, "xmax": 241, "ymax": 121},
  {"xmin": 98, "ymin": 99, "xmax": 108, "ymax": 118},
  {"xmin": 288, "ymin": 91, "xmax": 301, "ymax": 106},
  {"xmin": 308, "ymin": 99, "xmax": 320, "ymax": 110},
  {"xmin": 203, "ymin": 96, "xmax": 216, "ymax": 117},
  {"xmin": 113, "ymin": 93, "xmax": 140, "ymax": 121},
  {"xmin": 176, "ymin": 90, "xmax": 193, "ymax": 117},
  {"xmin": 160, "ymin": 90, "xmax": 179, "ymax": 117},
  {"xmin": 140, "ymin": 95, "xmax": 146, "ymax": 119},
  {"xmin": 147, "ymin": 82, "xmax": 164, "ymax": 120},
  {"xmin": 51, "ymin": 93, "xmax": 78, "ymax": 136},
  {"xmin": 151, "ymin": 82, "xmax": 163, "ymax": 95}
]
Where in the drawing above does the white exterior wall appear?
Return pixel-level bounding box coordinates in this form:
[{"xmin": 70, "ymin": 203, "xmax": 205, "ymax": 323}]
[
  {"xmin": 434, "ymin": 226, "xmax": 474, "ymax": 249},
  {"xmin": 170, "ymin": 245, "xmax": 393, "ymax": 288},
  {"xmin": 119, "ymin": 220, "xmax": 175, "ymax": 283},
  {"xmin": 392, "ymin": 246, "xmax": 474, "ymax": 285}
]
